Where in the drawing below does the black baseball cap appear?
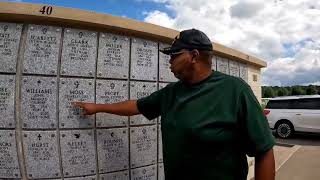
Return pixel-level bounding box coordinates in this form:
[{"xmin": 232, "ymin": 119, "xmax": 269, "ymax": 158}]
[{"xmin": 160, "ymin": 28, "xmax": 213, "ymax": 55}]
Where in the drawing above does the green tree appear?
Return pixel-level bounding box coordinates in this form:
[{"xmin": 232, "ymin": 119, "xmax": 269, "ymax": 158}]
[
  {"xmin": 291, "ymin": 86, "xmax": 305, "ymax": 95},
  {"xmin": 306, "ymin": 85, "xmax": 318, "ymax": 95},
  {"xmin": 263, "ymin": 87, "xmax": 275, "ymax": 98},
  {"xmin": 277, "ymin": 87, "xmax": 289, "ymax": 96}
]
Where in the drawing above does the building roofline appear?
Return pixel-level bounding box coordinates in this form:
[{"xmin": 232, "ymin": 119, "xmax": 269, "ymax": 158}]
[{"xmin": 0, "ymin": 1, "xmax": 267, "ymax": 68}]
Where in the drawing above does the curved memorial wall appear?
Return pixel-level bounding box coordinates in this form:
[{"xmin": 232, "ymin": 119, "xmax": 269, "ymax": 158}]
[{"xmin": 0, "ymin": 2, "xmax": 266, "ymax": 180}]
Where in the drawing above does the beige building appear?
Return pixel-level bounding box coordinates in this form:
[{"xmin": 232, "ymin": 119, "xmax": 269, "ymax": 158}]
[
  {"xmin": 0, "ymin": 2, "xmax": 265, "ymax": 180},
  {"xmin": 0, "ymin": 1, "xmax": 266, "ymax": 101}
]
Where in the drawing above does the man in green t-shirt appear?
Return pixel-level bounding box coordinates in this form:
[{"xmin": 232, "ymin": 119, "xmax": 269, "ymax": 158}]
[{"xmin": 74, "ymin": 29, "xmax": 275, "ymax": 180}]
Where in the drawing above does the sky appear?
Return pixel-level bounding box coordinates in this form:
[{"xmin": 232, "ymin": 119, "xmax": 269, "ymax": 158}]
[{"xmin": 3, "ymin": 0, "xmax": 320, "ymax": 87}]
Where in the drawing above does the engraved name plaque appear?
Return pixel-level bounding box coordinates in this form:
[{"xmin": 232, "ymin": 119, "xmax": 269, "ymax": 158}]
[
  {"xmin": 131, "ymin": 38, "xmax": 158, "ymax": 81},
  {"xmin": 217, "ymin": 57, "xmax": 229, "ymax": 74},
  {"xmin": 23, "ymin": 25, "xmax": 62, "ymax": 75},
  {"xmin": 0, "ymin": 130, "xmax": 21, "ymax": 178},
  {"xmin": 229, "ymin": 60, "xmax": 240, "ymax": 77},
  {"xmin": 97, "ymin": 128, "xmax": 129, "ymax": 173},
  {"xmin": 96, "ymin": 80, "xmax": 128, "ymax": 127},
  {"xmin": 0, "ymin": 22, "xmax": 22, "ymax": 73},
  {"xmin": 131, "ymin": 165, "xmax": 157, "ymax": 180},
  {"xmin": 159, "ymin": 43, "xmax": 177, "ymax": 82},
  {"xmin": 130, "ymin": 126, "xmax": 157, "ymax": 168},
  {"xmin": 240, "ymin": 63, "xmax": 248, "ymax": 82},
  {"xmin": 65, "ymin": 175, "xmax": 96, "ymax": 180},
  {"xmin": 61, "ymin": 28, "xmax": 97, "ymax": 77},
  {"xmin": 21, "ymin": 76, "xmax": 57, "ymax": 129},
  {"xmin": 100, "ymin": 170, "xmax": 129, "ymax": 180},
  {"xmin": 97, "ymin": 33, "xmax": 130, "ymax": 79},
  {"xmin": 0, "ymin": 75, "xmax": 15, "ymax": 128},
  {"xmin": 23, "ymin": 131, "xmax": 61, "ymax": 179},
  {"xmin": 60, "ymin": 129, "xmax": 96, "ymax": 177},
  {"xmin": 130, "ymin": 81, "xmax": 157, "ymax": 125},
  {"xmin": 158, "ymin": 163, "xmax": 165, "ymax": 180},
  {"xmin": 158, "ymin": 125, "xmax": 163, "ymax": 162},
  {"xmin": 212, "ymin": 55, "xmax": 217, "ymax": 71},
  {"xmin": 59, "ymin": 78, "xmax": 94, "ymax": 128}
]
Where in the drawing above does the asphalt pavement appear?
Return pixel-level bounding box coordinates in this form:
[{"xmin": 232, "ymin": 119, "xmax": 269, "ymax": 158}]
[{"xmin": 274, "ymin": 133, "xmax": 320, "ymax": 180}]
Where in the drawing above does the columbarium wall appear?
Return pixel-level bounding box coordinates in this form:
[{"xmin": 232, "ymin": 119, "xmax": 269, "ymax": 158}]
[{"xmin": 0, "ymin": 3, "xmax": 265, "ymax": 180}]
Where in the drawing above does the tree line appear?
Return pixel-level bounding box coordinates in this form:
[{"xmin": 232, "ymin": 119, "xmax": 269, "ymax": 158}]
[{"xmin": 262, "ymin": 85, "xmax": 320, "ymax": 98}]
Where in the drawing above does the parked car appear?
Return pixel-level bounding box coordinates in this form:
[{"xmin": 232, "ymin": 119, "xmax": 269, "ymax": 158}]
[{"xmin": 264, "ymin": 95, "xmax": 320, "ymax": 138}]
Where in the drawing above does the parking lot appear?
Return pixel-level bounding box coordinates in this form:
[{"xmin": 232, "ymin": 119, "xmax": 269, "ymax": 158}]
[{"xmin": 273, "ymin": 132, "xmax": 320, "ymax": 180}]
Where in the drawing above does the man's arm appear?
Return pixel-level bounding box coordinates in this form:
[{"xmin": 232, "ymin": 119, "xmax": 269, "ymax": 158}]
[
  {"xmin": 254, "ymin": 148, "xmax": 275, "ymax": 180},
  {"xmin": 73, "ymin": 100, "xmax": 140, "ymax": 116}
]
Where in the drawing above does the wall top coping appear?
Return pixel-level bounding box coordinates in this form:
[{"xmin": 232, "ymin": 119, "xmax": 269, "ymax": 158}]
[{"xmin": 0, "ymin": 1, "xmax": 266, "ymax": 68}]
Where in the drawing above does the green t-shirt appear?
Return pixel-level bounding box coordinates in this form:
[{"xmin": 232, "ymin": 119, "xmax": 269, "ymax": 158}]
[{"xmin": 137, "ymin": 71, "xmax": 275, "ymax": 180}]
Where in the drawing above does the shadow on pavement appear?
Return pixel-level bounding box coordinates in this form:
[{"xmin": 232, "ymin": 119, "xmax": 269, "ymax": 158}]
[{"xmin": 273, "ymin": 131, "xmax": 320, "ymax": 146}]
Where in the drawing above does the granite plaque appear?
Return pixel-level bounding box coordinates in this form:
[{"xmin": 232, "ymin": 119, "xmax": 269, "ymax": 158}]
[
  {"xmin": 240, "ymin": 63, "xmax": 248, "ymax": 82},
  {"xmin": 158, "ymin": 163, "xmax": 164, "ymax": 180},
  {"xmin": 212, "ymin": 55, "xmax": 217, "ymax": 71},
  {"xmin": 130, "ymin": 81, "xmax": 157, "ymax": 125},
  {"xmin": 21, "ymin": 76, "xmax": 57, "ymax": 129},
  {"xmin": 60, "ymin": 129, "xmax": 96, "ymax": 177},
  {"xmin": 0, "ymin": 75, "xmax": 15, "ymax": 128},
  {"xmin": 23, "ymin": 131, "xmax": 60, "ymax": 179},
  {"xmin": 23, "ymin": 25, "xmax": 62, "ymax": 75},
  {"xmin": 61, "ymin": 28, "xmax": 97, "ymax": 77},
  {"xmin": 158, "ymin": 125, "xmax": 163, "ymax": 162},
  {"xmin": 229, "ymin": 60, "xmax": 240, "ymax": 77},
  {"xmin": 97, "ymin": 33, "xmax": 129, "ymax": 79},
  {"xmin": 59, "ymin": 78, "xmax": 94, "ymax": 128},
  {"xmin": 97, "ymin": 128, "xmax": 129, "ymax": 173},
  {"xmin": 158, "ymin": 83, "xmax": 168, "ymax": 124},
  {"xmin": 96, "ymin": 80, "xmax": 128, "ymax": 127},
  {"xmin": 159, "ymin": 83, "xmax": 168, "ymax": 90},
  {"xmin": 0, "ymin": 22, "xmax": 22, "ymax": 73},
  {"xmin": 217, "ymin": 57, "xmax": 229, "ymax": 74},
  {"xmin": 99, "ymin": 170, "xmax": 129, "ymax": 180},
  {"xmin": 131, "ymin": 38, "xmax": 158, "ymax": 81},
  {"xmin": 65, "ymin": 175, "xmax": 96, "ymax": 180},
  {"xmin": 131, "ymin": 165, "xmax": 157, "ymax": 180},
  {"xmin": 130, "ymin": 126, "xmax": 157, "ymax": 168},
  {"xmin": 0, "ymin": 130, "xmax": 20, "ymax": 178},
  {"xmin": 159, "ymin": 43, "xmax": 177, "ymax": 82}
]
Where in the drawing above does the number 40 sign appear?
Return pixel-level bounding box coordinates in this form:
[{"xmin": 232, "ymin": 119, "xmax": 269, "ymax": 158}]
[{"xmin": 39, "ymin": 6, "xmax": 53, "ymax": 15}]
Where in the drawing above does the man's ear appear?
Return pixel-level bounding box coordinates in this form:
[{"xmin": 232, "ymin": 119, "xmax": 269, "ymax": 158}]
[{"xmin": 191, "ymin": 49, "xmax": 199, "ymax": 62}]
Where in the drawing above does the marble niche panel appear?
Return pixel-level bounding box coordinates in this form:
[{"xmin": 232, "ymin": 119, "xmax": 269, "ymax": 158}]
[
  {"xmin": 23, "ymin": 131, "xmax": 61, "ymax": 179},
  {"xmin": 131, "ymin": 38, "xmax": 158, "ymax": 81},
  {"xmin": 59, "ymin": 78, "xmax": 94, "ymax": 128},
  {"xmin": 240, "ymin": 63, "xmax": 248, "ymax": 82},
  {"xmin": 159, "ymin": 43, "xmax": 177, "ymax": 82},
  {"xmin": 61, "ymin": 28, "xmax": 97, "ymax": 77},
  {"xmin": 229, "ymin": 60, "xmax": 240, "ymax": 77},
  {"xmin": 21, "ymin": 76, "xmax": 57, "ymax": 129},
  {"xmin": 60, "ymin": 129, "xmax": 96, "ymax": 177},
  {"xmin": 97, "ymin": 128, "xmax": 129, "ymax": 173},
  {"xmin": 130, "ymin": 125, "xmax": 157, "ymax": 168},
  {"xmin": 217, "ymin": 57, "xmax": 229, "ymax": 74},
  {"xmin": 0, "ymin": 75, "xmax": 15, "ymax": 128},
  {"xmin": 97, "ymin": 33, "xmax": 130, "ymax": 79},
  {"xmin": 130, "ymin": 81, "xmax": 157, "ymax": 125},
  {"xmin": 23, "ymin": 24, "xmax": 62, "ymax": 75},
  {"xmin": 96, "ymin": 80, "xmax": 128, "ymax": 127},
  {"xmin": 99, "ymin": 170, "xmax": 129, "ymax": 180},
  {"xmin": 0, "ymin": 130, "xmax": 21, "ymax": 179},
  {"xmin": 131, "ymin": 164, "xmax": 157, "ymax": 180},
  {"xmin": 0, "ymin": 22, "xmax": 22, "ymax": 73}
]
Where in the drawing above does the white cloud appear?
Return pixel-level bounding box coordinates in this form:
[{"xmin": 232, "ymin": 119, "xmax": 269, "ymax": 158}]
[
  {"xmin": 143, "ymin": 0, "xmax": 320, "ymax": 86},
  {"xmin": 143, "ymin": 10, "xmax": 175, "ymax": 28}
]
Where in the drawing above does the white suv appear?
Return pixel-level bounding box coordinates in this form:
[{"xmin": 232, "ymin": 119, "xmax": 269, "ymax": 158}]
[{"xmin": 264, "ymin": 95, "xmax": 320, "ymax": 138}]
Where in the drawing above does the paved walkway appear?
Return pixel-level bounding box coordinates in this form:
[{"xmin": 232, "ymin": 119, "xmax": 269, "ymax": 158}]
[{"xmin": 276, "ymin": 146, "xmax": 320, "ymax": 180}]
